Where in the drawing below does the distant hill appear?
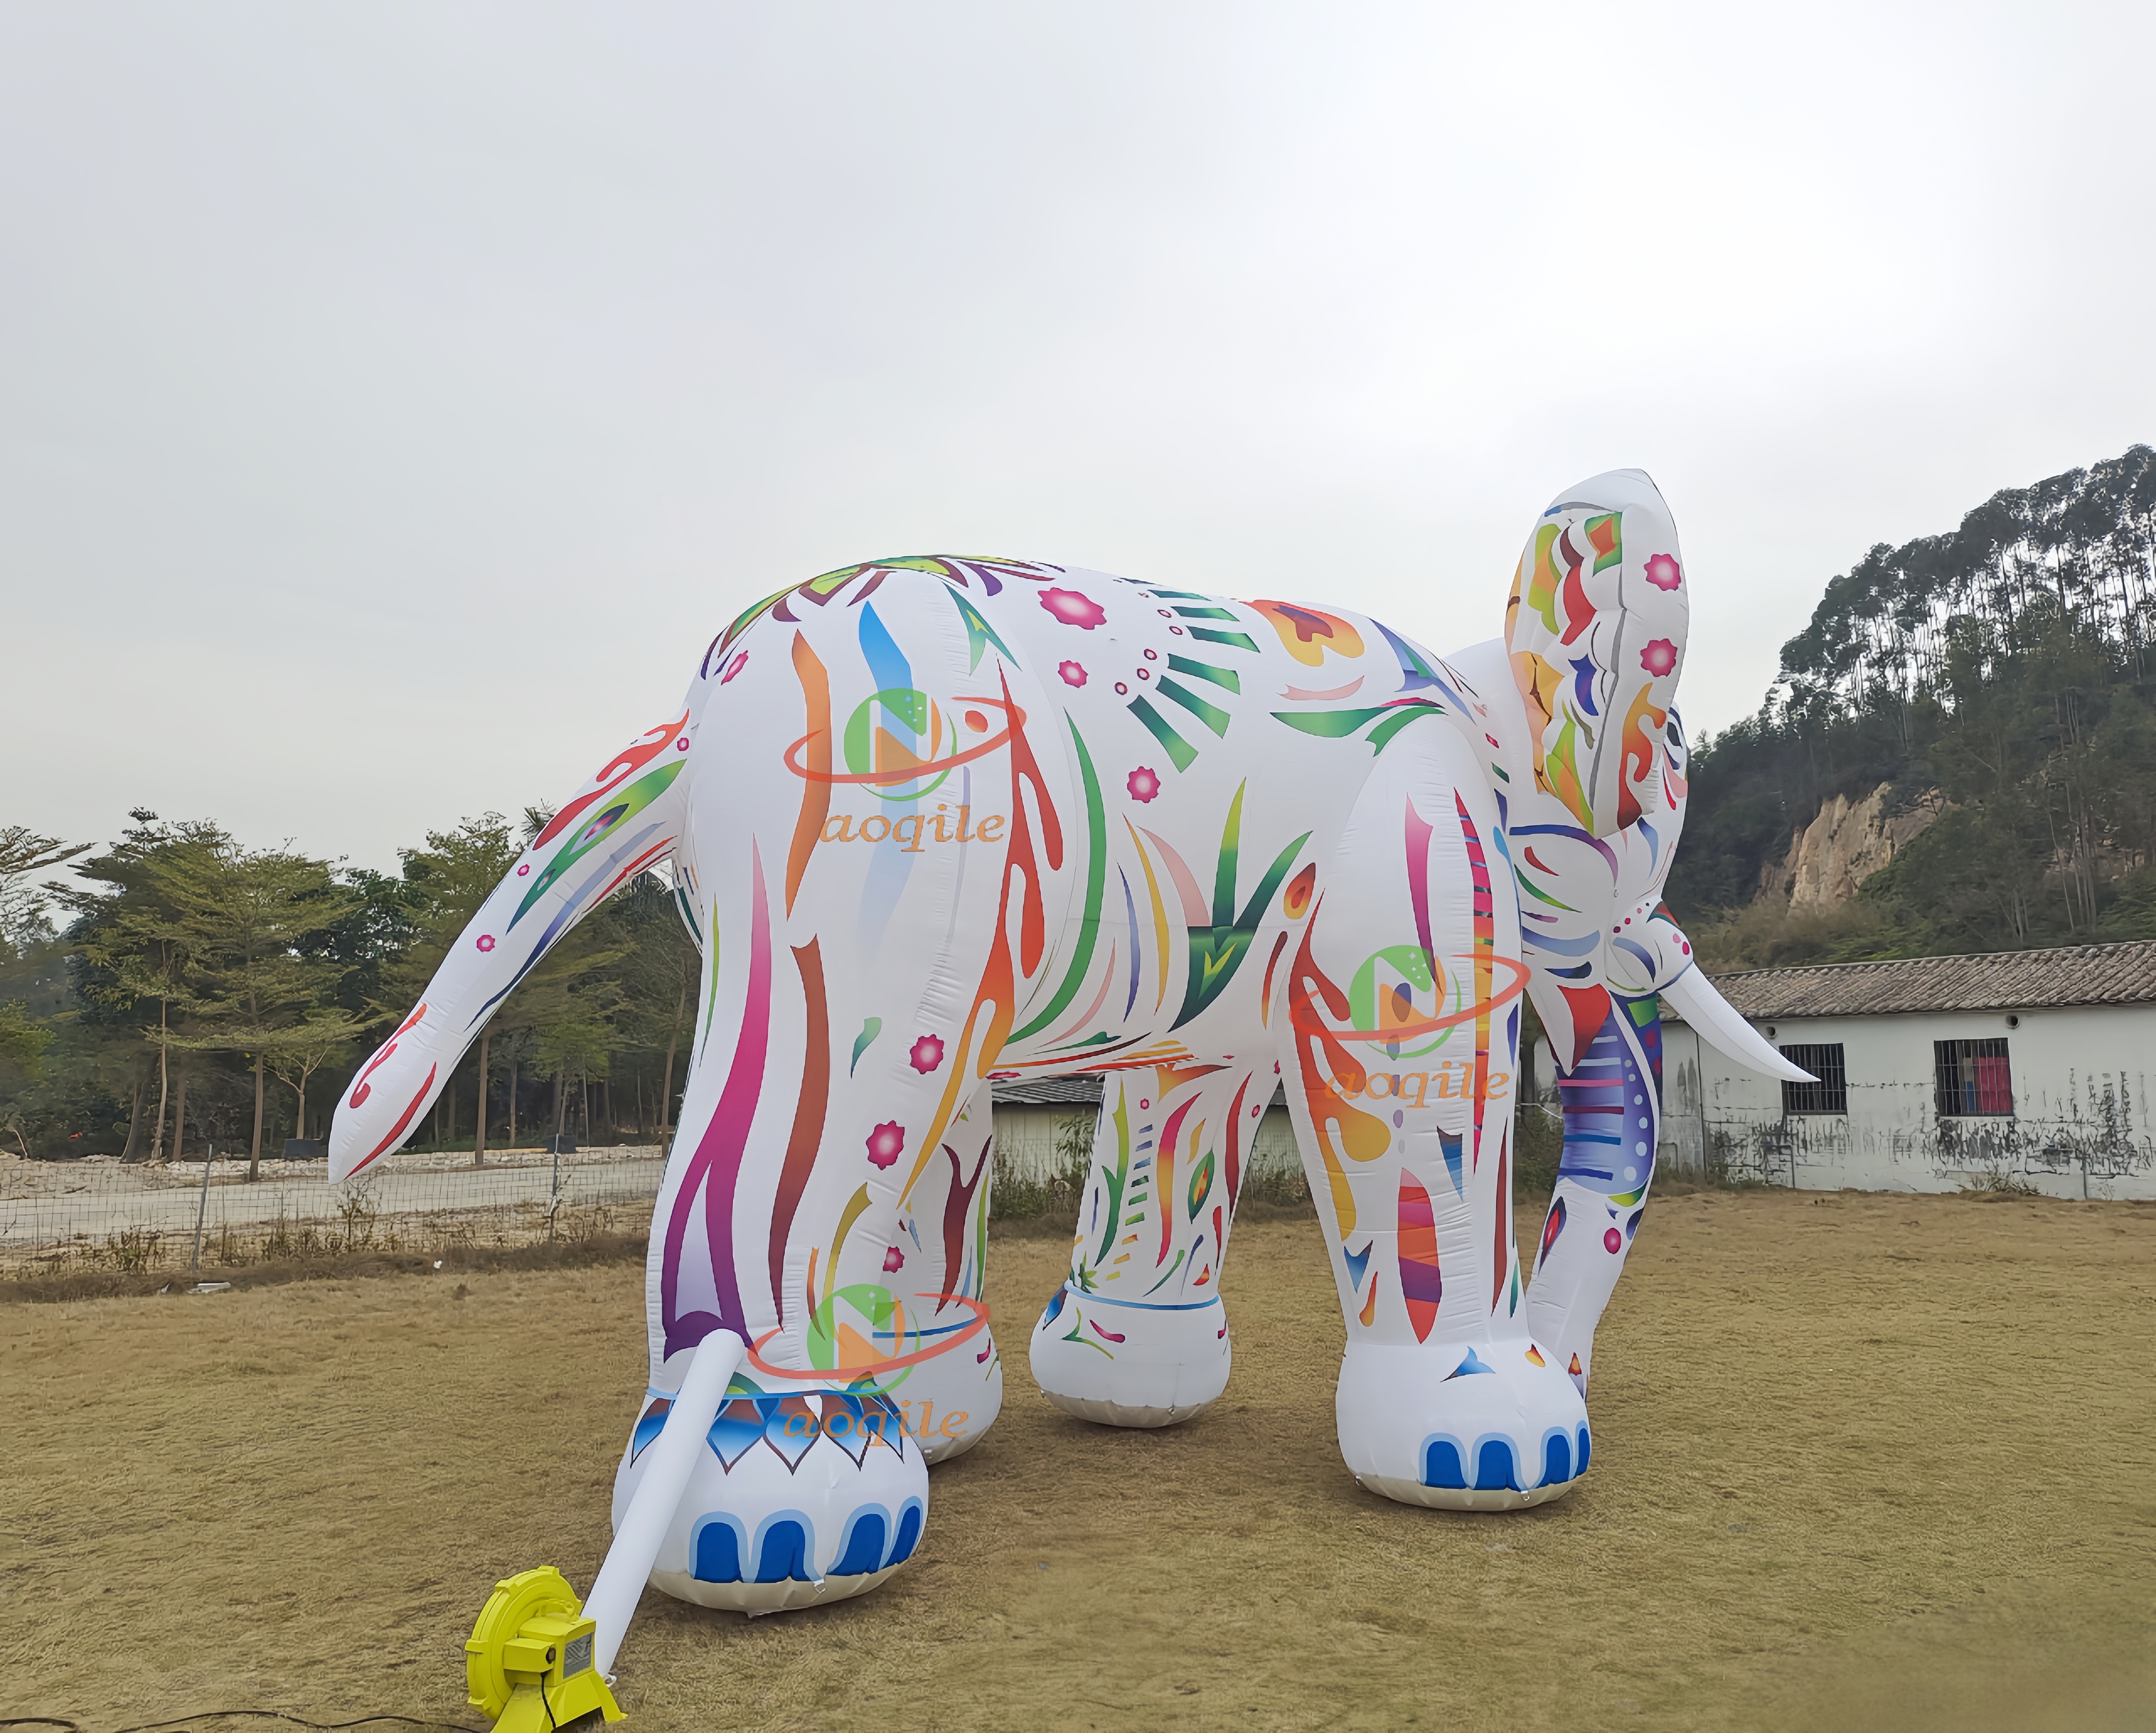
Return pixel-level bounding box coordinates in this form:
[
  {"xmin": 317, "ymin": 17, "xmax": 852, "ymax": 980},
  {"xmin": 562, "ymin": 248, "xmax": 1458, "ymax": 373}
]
[{"xmin": 1667, "ymin": 445, "xmax": 2156, "ymax": 969}]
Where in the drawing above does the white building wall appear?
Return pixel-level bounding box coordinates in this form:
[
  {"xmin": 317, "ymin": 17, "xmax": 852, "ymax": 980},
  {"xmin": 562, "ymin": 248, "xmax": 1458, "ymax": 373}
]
[
  {"xmin": 1660, "ymin": 1003, "xmax": 2156, "ymax": 1200},
  {"xmin": 990, "ymin": 1103, "xmax": 1301, "ymax": 1191}
]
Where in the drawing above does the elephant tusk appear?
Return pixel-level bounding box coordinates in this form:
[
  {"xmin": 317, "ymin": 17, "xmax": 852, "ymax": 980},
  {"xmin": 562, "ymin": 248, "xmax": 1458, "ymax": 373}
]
[{"xmin": 1660, "ymin": 967, "xmax": 1816, "ymax": 1082}]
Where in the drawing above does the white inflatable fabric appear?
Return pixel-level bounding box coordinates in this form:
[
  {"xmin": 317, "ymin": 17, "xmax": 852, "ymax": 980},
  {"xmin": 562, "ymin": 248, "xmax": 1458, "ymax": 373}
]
[{"xmin": 332, "ymin": 469, "xmax": 1791, "ymax": 1604}]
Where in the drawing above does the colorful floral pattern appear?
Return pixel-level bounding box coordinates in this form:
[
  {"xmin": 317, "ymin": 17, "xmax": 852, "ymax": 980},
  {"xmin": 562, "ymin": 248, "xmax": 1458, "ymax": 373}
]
[
  {"xmin": 1058, "ymin": 660, "xmax": 1088, "ymax": 687},
  {"xmin": 1039, "ymin": 588, "xmax": 1107, "ymax": 629},
  {"xmin": 866, "ymin": 1122, "xmax": 906, "ymax": 1169},
  {"xmin": 1127, "ymin": 767, "xmax": 1161, "ymax": 803},
  {"xmin": 1643, "ymin": 553, "xmax": 1682, "ymax": 591},
  {"xmin": 908, "ymin": 1034, "xmax": 945, "ymax": 1074},
  {"xmin": 1639, "ymin": 638, "xmax": 1678, "ymax": 677}
]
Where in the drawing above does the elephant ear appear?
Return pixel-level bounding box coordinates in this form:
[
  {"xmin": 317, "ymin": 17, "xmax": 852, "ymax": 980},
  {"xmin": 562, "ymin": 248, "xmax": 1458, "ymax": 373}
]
[{"xmin": 1503, "ymin": 468, "xmax": 1689, "ymax": 838}]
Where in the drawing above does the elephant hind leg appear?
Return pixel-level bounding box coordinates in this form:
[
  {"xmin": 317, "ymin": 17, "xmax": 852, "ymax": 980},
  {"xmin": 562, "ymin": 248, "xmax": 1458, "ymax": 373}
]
[
  {"xmin": 1028, "ymin": 1064, "xmax": 1261, "ymax": 1426},
  {"xmin": 891, "ymin": 1087, "xmax": 1004, "ymax": 1463}
]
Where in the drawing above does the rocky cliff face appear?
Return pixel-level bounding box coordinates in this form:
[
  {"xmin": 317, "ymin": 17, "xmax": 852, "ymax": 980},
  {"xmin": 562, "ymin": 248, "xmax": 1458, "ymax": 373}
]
[{"xmin": 1760, "ymin": 784, "xmax": 1942, "ymax": 909}]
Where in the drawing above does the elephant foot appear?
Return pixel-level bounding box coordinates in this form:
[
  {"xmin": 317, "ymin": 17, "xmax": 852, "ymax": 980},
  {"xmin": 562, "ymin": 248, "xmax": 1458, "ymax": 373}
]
[
  {"xmin": 1335, "ymin": 1338, "xmax": 1590, "ymax": 1512},
  {"xmin": 619, "ymin": 1386, "xmax": 929, "ymax": 1613},
  {"xmin": 1027, "ymin": 1282, "xmax": 1230, "ymax": 1428}
]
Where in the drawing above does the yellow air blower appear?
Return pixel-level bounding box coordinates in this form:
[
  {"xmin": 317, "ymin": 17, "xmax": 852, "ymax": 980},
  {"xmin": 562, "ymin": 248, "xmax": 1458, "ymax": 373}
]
[
  {"xmin": 465, "ymin": 1566, "xmax": 625, "ymax": 1732},
  {"xmin": 458, "ymin": 1328, "xmax": 751, "ymax": 1730}
]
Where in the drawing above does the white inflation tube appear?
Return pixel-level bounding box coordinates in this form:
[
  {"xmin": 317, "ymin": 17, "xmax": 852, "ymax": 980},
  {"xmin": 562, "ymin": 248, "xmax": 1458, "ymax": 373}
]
[
  {"xmin": 1660, "ymin": 967, "xmax": 1816, "ymax": 1083},
  {"xmin": 585, "ymin": 1327, "xmax": 746, "ymax": 1677}
]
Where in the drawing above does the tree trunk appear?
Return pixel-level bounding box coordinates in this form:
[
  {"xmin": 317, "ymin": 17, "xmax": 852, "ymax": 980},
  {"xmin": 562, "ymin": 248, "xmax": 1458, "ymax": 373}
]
[
  {"xmin": 636, "ymin": 1069, "xmax": 646, "ymax": 1137},
  {"xmin": 151, "ymin": 1003, "xmax": 171, "ymax": 1163},
  {"xmin": 249, "ymin": 1050, "xmax": 266, "ymax": 1181},
  {"xmin": 508, "ymin": 1060, "xmax": 518, "ymax": 1146},
  {"xmin": 472, "ymin": 1027, "xmax": 491, "ymax": 1167},
  {"xmin": 120, "ymin": 1068, "xmax": 150, "ymax": 1162},
  {"xmin": 553, "ymin": 1070, "xmax": 566, "ymax": 1144},
  {"xmin": 172, "ymin": 1073, "xmax": 188, "ymax": 1164},
  {"xmin": 660, "ymin": 978, "xmax": 686, "ymax": 1135}
]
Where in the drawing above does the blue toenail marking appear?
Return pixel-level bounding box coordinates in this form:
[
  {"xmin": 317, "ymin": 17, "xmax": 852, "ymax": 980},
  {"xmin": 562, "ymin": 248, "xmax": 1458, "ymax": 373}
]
[
  {"xmin": 888, "ymin": 1500, "xmax": 924, "ymax": 1565},
  {"xmin": 755, "ymin": 1517, "xmax": 814, "ymax": 1583},
  {"xmin": 1474, "ymin": 1438, "xmax": 1518, "ymax": 1492},
  {"xmin": 692, "ymin": 1517, "xmax": 744, "ymax": 1583},
  {"xmin": 1423, "ymin": 1438, "xmax": 1468, "ymax": 1489},
  {"xmin": 1542, "ymin": 1430, "xmax": 1572, "ymax": 1486},
  {"xmin": 833, "ymin": 1509, "xmax": 887, "ymax": 1577}
]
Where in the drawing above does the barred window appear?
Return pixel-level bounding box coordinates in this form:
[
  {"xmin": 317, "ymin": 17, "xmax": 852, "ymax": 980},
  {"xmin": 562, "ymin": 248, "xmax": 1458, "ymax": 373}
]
[
  {"xmin": 1935, "ymin": 1037, "xmax": 2013, "ymax": 1116},
  {"xmin": 1780, "ymin": 1043, "xmax": 1847, "ymax": 1114}
]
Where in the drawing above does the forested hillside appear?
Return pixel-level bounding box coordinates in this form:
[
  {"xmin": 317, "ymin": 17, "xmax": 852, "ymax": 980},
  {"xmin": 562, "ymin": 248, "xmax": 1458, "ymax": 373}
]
[{"xmin": 1666, "ymin": 444, "xmax": 2156, "ymax": 968}]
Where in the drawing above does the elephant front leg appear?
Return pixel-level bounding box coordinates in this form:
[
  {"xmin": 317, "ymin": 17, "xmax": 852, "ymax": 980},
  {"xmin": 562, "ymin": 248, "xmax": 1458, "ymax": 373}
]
[
  {"xmin": 1028, "ymin": 1064, "xmax": 1263, "ymax": 1427},
  {"xmin": 1525, "ymin": 993, "xmax": 1662, "ymax": 1394},
  {"xmin": 1285, "ymin": 727, "xmax": 1589, "ymax": 1509}
]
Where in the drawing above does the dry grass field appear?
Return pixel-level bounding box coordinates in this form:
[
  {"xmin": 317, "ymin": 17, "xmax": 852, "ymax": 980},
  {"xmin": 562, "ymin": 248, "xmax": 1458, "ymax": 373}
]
[{"xmin": 5, "ymin": 1189, "xmax": 2154, "ymax": 1733}]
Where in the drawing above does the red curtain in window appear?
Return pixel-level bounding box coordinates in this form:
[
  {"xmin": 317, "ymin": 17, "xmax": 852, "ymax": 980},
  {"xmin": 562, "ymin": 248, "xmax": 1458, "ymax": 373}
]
[{"xmin": 1972, "ymin": 1053, "xmax": 2012, "ymax": 1114}]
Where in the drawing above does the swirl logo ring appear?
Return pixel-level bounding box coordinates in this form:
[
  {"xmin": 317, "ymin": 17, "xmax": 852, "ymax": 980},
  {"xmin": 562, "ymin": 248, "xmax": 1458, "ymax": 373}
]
[
  {"xmin": 743, "ymin": 1294, "xmax": 992, "ymax": 1384},
  {"xmin": 1291, "ymin": 954, "xmax": 1531, "ymax": 1043},
  {"xmin": 782, "ymin": 696, "xmax": 1024, "ymax": 785}
]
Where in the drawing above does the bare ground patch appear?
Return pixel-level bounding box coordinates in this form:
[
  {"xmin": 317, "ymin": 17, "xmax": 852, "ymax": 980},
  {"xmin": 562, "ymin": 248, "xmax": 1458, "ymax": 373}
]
[{"xmin": 4, "ymin": 1190, "xmax": 2152, "ymax": 1732}]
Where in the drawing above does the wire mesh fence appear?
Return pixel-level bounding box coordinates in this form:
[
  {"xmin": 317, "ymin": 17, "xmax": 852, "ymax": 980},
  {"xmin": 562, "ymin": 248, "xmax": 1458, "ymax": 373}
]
[
  {"xmin": 0, "ymin": 1144, "xmax": 669, "ymax": 1278},
  {"xmin": 3, "ymin": 1097, "xmax": 1325, "ymax": 1281}
]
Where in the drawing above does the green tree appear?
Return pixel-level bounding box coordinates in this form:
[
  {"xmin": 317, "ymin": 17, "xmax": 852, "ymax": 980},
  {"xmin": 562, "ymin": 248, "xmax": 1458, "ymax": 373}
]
[
  {"xmin": 85, "ymin": 833, "xmax": 363, "ymax": 1178},
  {"xmin": 392, "ymin": 813, "xmax": 623, "ymax": 1160},
  {"xmin": 0, "ymin": 827, "xmax": 91, "ymax": 954},
  {"xmin": 60, "ymin": 812, "xmax": 227, "ymax": 1162},
  {"xmin": 598, "ymin": 869, "xmax": 701, "ymax": 1139}
]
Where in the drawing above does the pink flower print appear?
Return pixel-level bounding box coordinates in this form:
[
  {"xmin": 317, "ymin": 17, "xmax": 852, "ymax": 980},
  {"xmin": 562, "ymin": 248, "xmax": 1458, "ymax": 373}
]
[
  {"xmin": 476, "ymin": 934, "xmax": 496, "ymax": 953},
  {"xmin": 1643, "ymin": 553, "xmax": 1683, "ymax": 592},
  {"xmin": 866, "ymin": 1121, "xmax": 906, "ymax": 1169},
  {"xmin": 721, "ymin": 651, "xmax": 750, "ymax": 684},
  {"xmin": 1639, "ymin": 638, "xmax": 1678, "ymax": 678},
  {"xmin": 516, "ymin": 864, "xmax": 531, "ymax": 877},
  {"xmin": 1126, "ymin": 766, "xmax": 1161, "ymax": 804},
  {"xmin": 1040, "ymin": 587, "xmax": 1107, "ymax": 630},
  {"xmin": 883, "ymin": 1245, "xmax": 906, "ymax": 1273},
  {"xmin": 908, "ymin": 1034, "xmax": 945, "ymax": 1074},
  {"xmin": 1058, "ymin": 660, "xmax": 1088, "ymax": 688}
]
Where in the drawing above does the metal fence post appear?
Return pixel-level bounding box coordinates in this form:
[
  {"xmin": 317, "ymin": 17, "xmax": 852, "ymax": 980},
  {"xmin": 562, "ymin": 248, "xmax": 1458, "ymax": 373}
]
[{"xmin": 191, "ymin": 1143, "xmax": 214, "ymax": 1272}]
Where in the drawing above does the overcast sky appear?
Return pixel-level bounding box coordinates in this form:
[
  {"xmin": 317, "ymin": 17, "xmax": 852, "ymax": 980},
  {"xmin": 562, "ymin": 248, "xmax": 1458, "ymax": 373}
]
[{"xmin": 5, "ymin": 2, "xmax": 2151, "ymax": 874}]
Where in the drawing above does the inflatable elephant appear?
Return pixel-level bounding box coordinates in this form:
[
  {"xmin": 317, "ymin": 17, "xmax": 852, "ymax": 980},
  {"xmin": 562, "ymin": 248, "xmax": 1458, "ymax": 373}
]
[{"xmin": 331, "ymin": 467, "xmax": 1800, "ymax": 1613}]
